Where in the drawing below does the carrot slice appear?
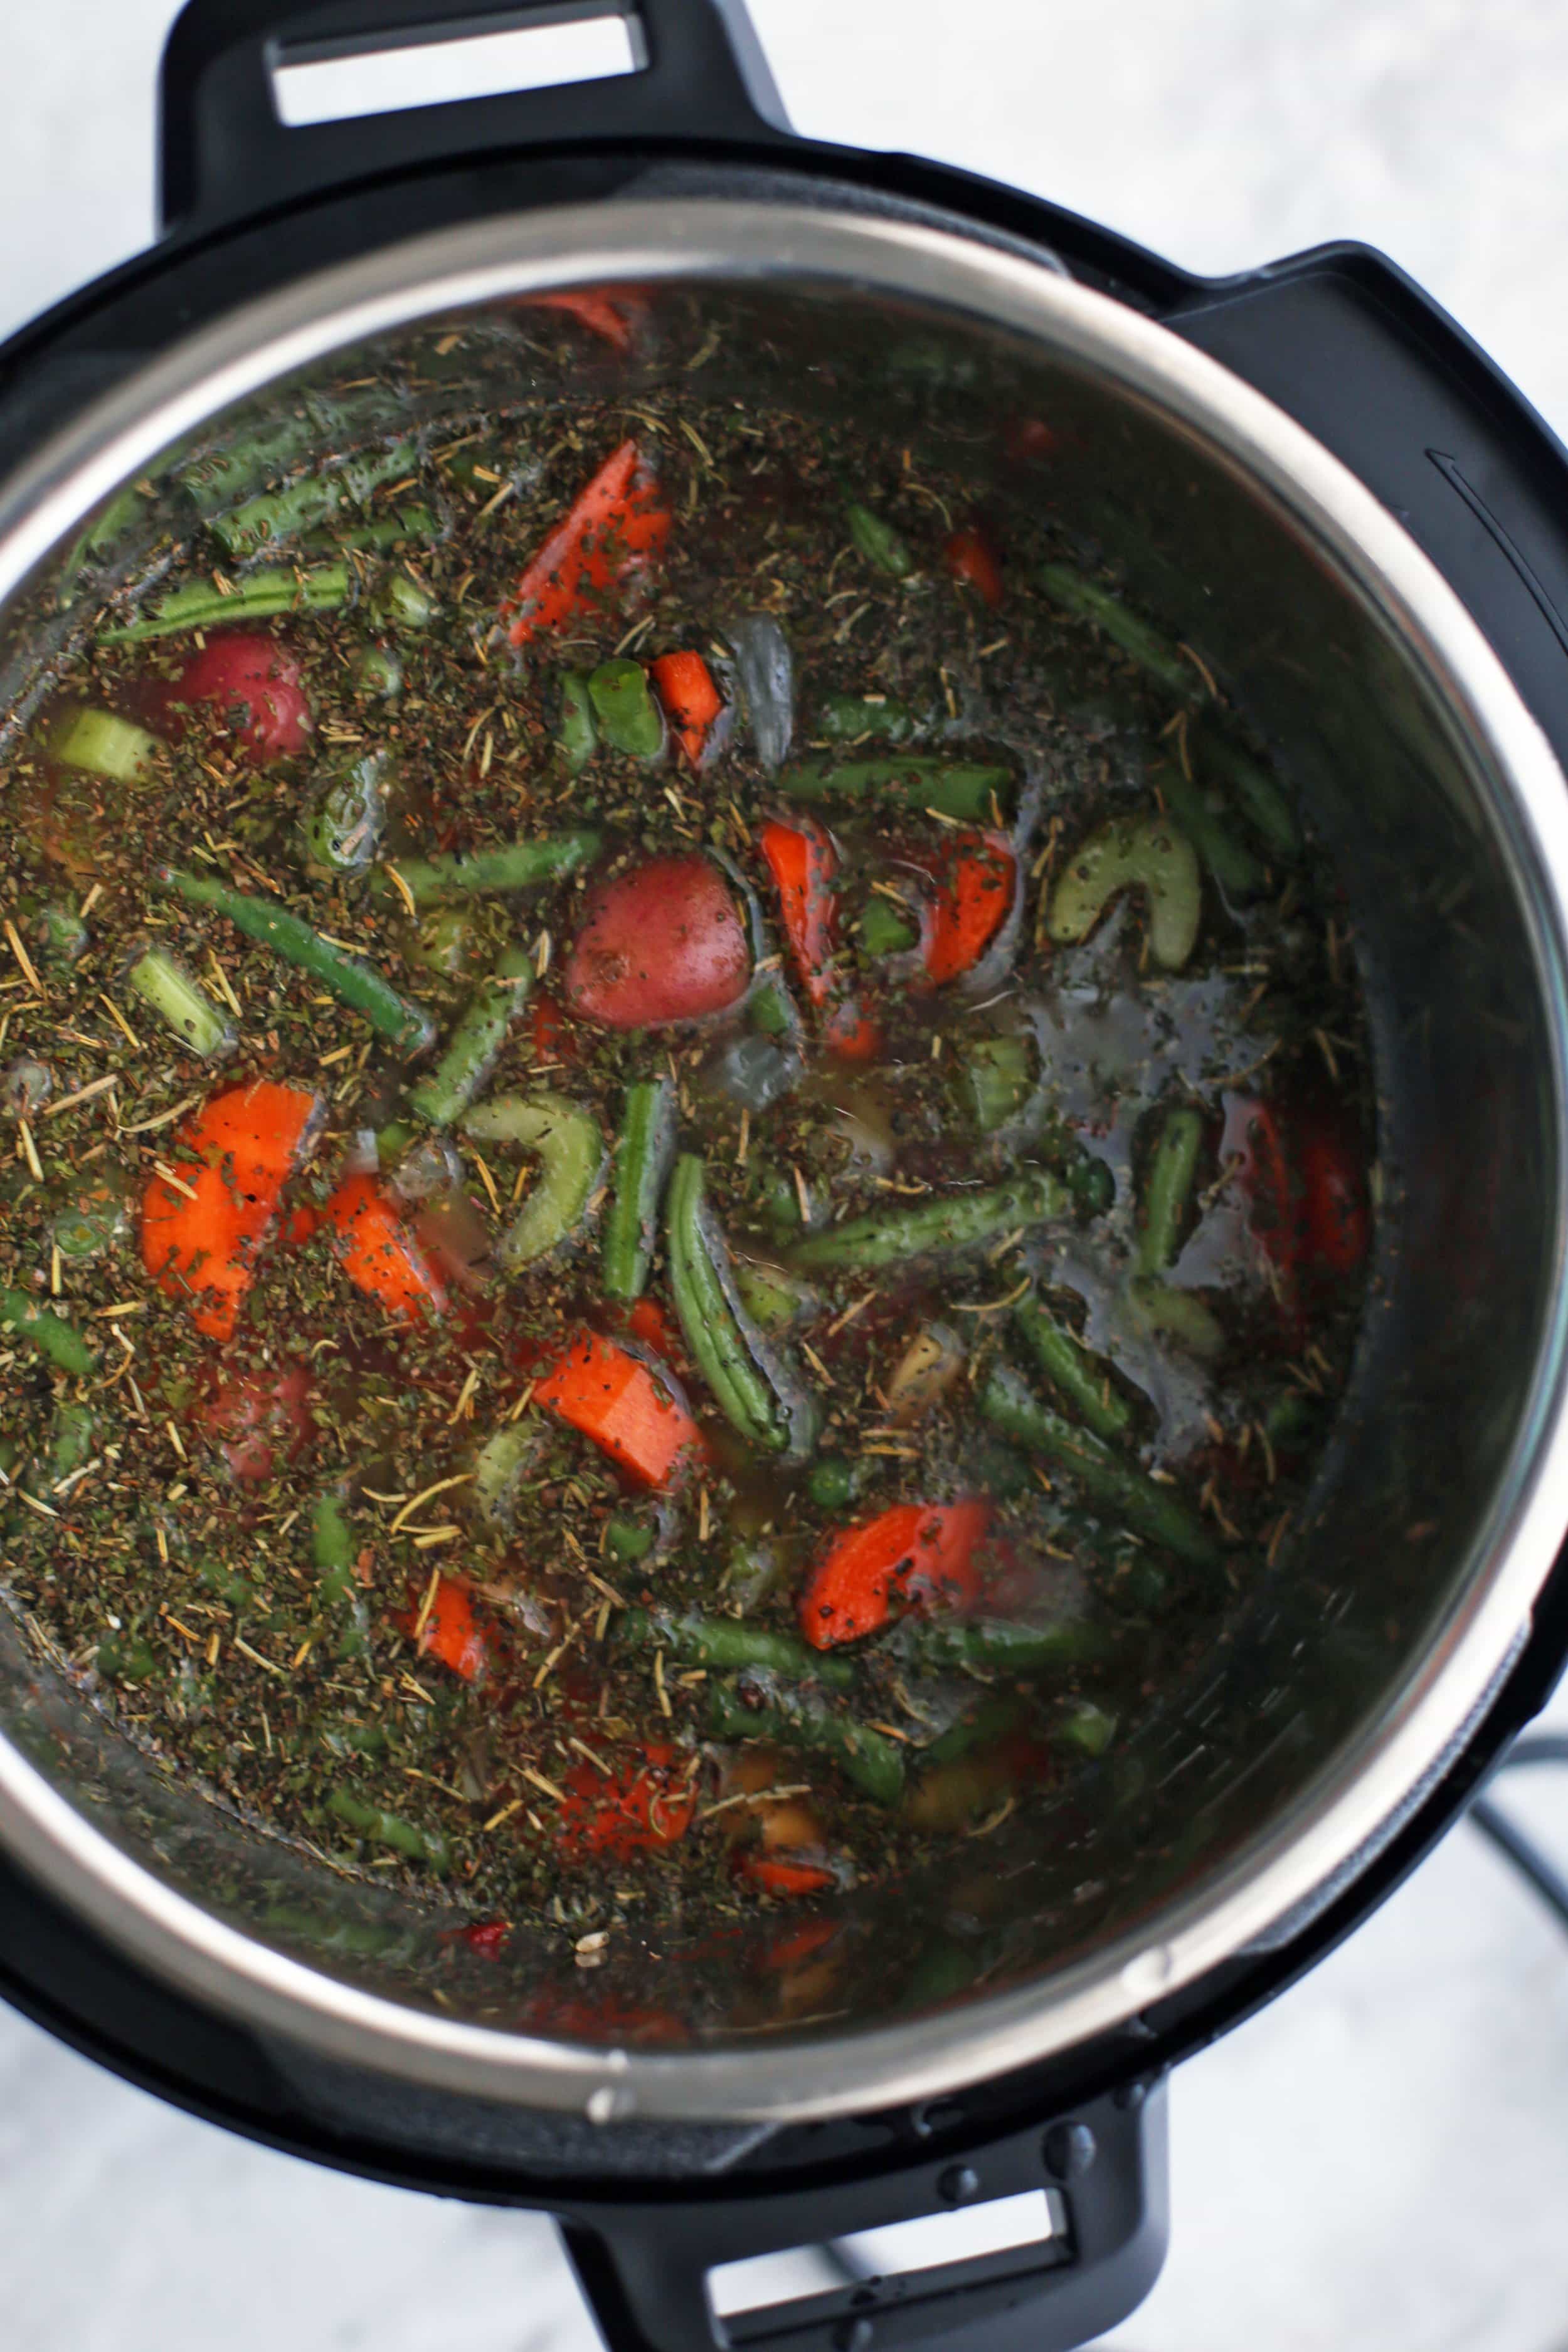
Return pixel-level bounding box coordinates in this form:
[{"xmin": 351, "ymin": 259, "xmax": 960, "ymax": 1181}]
[
  {"xmin": 740, "ymin": 1853, "xmax": 835, "ymax": 1897},
  {"xmin": 527, "ymin": 289, "xmax": 639, "ymax": 351},
  {"xmin": 504, "ymin": 440, "xmax": 670, "ymax": 648},
  {"xmin": 140, "ymin": 1080, "xmax": 320, "ymax": 1342},
  {"xmin": 650, "ymin": 650, "xmax": 724, "ymax": 766},
  {"xmin": 921, "ymin": 830, "xmax": 1017, "ymax": 985},
  {"xmin": 943, "ymin": 524, "xmax": 1004, "ymax": 608},
  {"xmin": 533, "ymin": 1329, "xmax": 699, "ymax": 1488},
  {"xmin": 798, "ymin": 1500, "xmax": 992, "ymax": 1650},
  {"xmin": 399, "ymin": 1573, "xmax": 487, "ymax": 1680},
  {"xmin": 324, "ymin": 1171, "xmax": 448, "ymax": 1322},
  {"xmin": 760, "ymin": 815, "xmax": 881, "ymax": 1062},
  {"xmin": 558, "ymin": 1740, "xmax": 696, "ymax": 1858}
]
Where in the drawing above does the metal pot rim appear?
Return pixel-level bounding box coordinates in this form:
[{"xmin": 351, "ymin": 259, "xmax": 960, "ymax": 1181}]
[{"xmin": 2, "ymin": 197, "xmax": 1565, "ymax": 2127}]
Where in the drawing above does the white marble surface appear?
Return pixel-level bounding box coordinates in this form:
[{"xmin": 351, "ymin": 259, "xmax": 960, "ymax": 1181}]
[{"xmin": 4, "ymin": 4, "xmax": 1568, "ymax": 2346}]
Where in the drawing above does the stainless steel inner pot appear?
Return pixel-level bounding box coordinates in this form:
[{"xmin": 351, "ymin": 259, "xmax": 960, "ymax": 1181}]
[{"xmin": 3, "ymin": 199, "xmax": 1567, "ymax": 2128}]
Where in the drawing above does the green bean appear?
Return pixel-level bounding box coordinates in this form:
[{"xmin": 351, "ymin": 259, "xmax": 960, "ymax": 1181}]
[
  {"xmin": 472, "ymin": 1421, "xmax": 543, "ymax": 1528},
  {"xmin": 301, "ymin": 750, "xmax": 392, "ymax": 877},
  {"xmin": 857, "ymin": 897, "xmax": 921, "ymax": 956},
  {"xmin": 778, "ymin": 755, "xmax": 1011, "ymax": 824},
  {"xmin": 1197, "ymin": 723, "xmax": 1299, "ymax": 858},
  {"xmin": 211, "ymin": 440, "xmax": 419, "ymax": 559},
  {"xmin": 462, "ymin": 1091, "xmax": 604, "ymax": 1266},
  {"xmin": 1160, "ymin": 769, "xmax": 1264, "ymax": 902},
  {"xmin": 1037, "ymin": 563, "xmax": 1200, "ymax": 699},
  {"xmin": 312, "ymin": 1490, "xmax": 368, "ymax": 1658},
  {"xmin": 902, "ymin": 1612, "xmax": 1103, "ymax": 1675},
  {"xmin": 1014, "ymin": 1297, "xmax": 1132, "ymax": 1440},
  {"xmin": 176, "ymin": 393, "xmax": 406, "ymax": 517},
  {"xmin": 378, "ymin": 832, "xmax": 601, "ymax": 905},
  {"xmin": 845, "ymin": 502, "xmax": 915, "ymax": 578},
  {"xmin": 589, "ymin": 659, "xmax": 666, "ymax": 760},
  {"xmin": 1128, "ymin": 1278, "xmax": 1225, "ymax": 1361},
  {"xmin": 408, "ymin": 945, "xmax": 534, "ymax": 1128},
  {"xmin": 304, "ymin": 504, "xmax": 437, "ymax": 557},
  {"xmin": 707, "ymin": 1680, "xmax": 904, "ymax": 1804},
  {"xmin": 0, "ymin": 1290, "xmax": 95, "ymax": 1378},
  {"xmin": 43, "ymin": 706, "xmax": 158, "ymax": 783},
  {"xmin": 372, "ymin": 573, "xmax": 436, "ymax": 632},
  {"xmin": 403, "ymin": 906, "xmax": 475, "ymax": 980},
  {"xmin": 1057, "ymin": 1698, "xmax": 1118, "ymax": 1757},
  {"xmin": 955, "ymin": 1036, "xmax": 1034, "ymax": 1133},
  {"xmin": 327, "ymin": 1787, "xmax": 449, "ymax": 1871},
  {"xmin": 922, "ymin": 1694, "xmax": 1028, "ymax": 1766},
  {"xmin": 56, "ymin": 483, "xmax": 145, "ymax": 603},
  {"xmin": 818, "ymin": 693, "xmax": 918, "ymax": 742},
  {"xmin": 980, "ymin": 1362, "xmax": 1219, "ymax": 1567},
  {"xmin": 558, "ymin": 670, "xmax": 598, "ymax": 772},
  {"xmin": 1135, "ymin": 1104, "xmax": 1204, "ymax": 1278},
  {"xmin": 101, "ymin": 564, "xmax": 354, "ymax": 644},
  {"xmin": 158, "ymin": 866, "xmax": 433, "ymax": 1055},
  {"xmin": 351, "ymin": 644, "xmax": 403, "ymax": 701},
  {"xmin": 792, "ymin": 1166, "xmax": 1075, "ymax": 1272},
  {"xmin": 603, "ymin": 1077, "xmax": 675, "ymax": 1300},
  {"xmin": 125, "ymin": 947, "xmax": 234, "ymax": 1059},
  {"xmin": 667, "ymin": 1154, "xmax": 817, "ymax": 1455},
  {"xmin": 618, "ymin": 1608, "xmax": 854, "ymax": 1688},
  {"xmin": 1048, "ymin": 812, "xmax": 1202, "ymax": 971},
  {"xmin": 733, "ymin": 1259, "xmax": 816, "ymax": 1333},
  {"xmin": 807, "ymin": 1454, "xmax": 865, "ymax": 1510}
]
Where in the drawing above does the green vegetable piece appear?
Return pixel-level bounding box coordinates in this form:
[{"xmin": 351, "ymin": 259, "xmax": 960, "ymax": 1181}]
[
  {"xmin": 818, "ymin": 694, "xmax": 918, "ymax": 743},
  {"xmin": 1058, "ymin": 1698, "xmax": 1118, "ymax": 1757},
  {"xmin": 734, "ymin": 1259, "xmax": 813, "ymax": 1333},
  {"xmin": 44, "ymin": 706, "xmax": 158, "ymax": 783},
  {"xmin": 351, "ymin": 644, "xmax": 403, "ymax": 701},
  {"xmin": 1047, "ymin": 812, "xmax": 1202, "ymax": 972},
  {"xmin": 97, "ymin": 1634, "xmax": 159, "ymax": 1683},
  {"xmin": 857, "ymin": 897, "xmax": 920, "ymax": 956},
  {"xmin": 126, "ymin": 948, "xmax": 235, "ymax": 1059},
  {"xmin": 903, "ymin": 1613, "xmax": 1103, "ymax": 1676},
  {"xmin": 159, "ymin": 865, "xmax": 434, "ymax": 1056},
  {"xmin": 312, "ymin": 1490, "xmax": 368, "ymax": 1659},
  {"xmin": 558, "ymin": 671, "xmax": 598, "ymax": 773},
  {"xmin": 405, "ymin": 906, "xmax": 476, "ymax": 980},
  {"xmin": 1014, "ymin": 1297, "xmax": 1132, "ymax": 1441},
  {"xmin": 380, "ymin": 833, "xmax": 601, "ymax": 906},
  {"xmin": 302, "ymin": 751, "xmax": 391, "ymax": 877},
  {"xmin": 605, "ymin": 1514, "xmax": 655, "ymax": 1564},
  {"xmin": 845, "ymin": 502, "xmax": 915, "ymax": 578},
  {"xmin": 53, "ymin": 1191, "xmax": 129, "ymax": 1262},
  {"xmin": 1161, "ymin": 770, "xmax": 1264, "ymax": 903},
  {"xmin": 1128, "ymin": 1279, "xmax": 1225, "ymax": 1361},
  {"xmin": 619, "ymin": 1608, "xmax": 854, "ymax": 1688},
  {"xmin": 707, "ymin": 1680, "xmax": 903, "ymax": 1804},
  {"xmin": 603, "ymin": 1077, "xmax": 675, "ymax": 1301},
  {"xmin": 101, "ymin": 564, "xmax": 353, "ymax": 644},
  {"xmin": 778, "ymin": 756, "xmax": 1011, "ymax": 824},
  {"xmin": 408, "ymin": 945, "xmax": 534, "ymax": 1128},
  {"xmin": 306, "ymin": 506, "xmax": 437, "ymax": 558},
  {"xmin": 372, "ymin": 573, "xmax": 437, "ymax": 632},
  {"xmin": 1037, "ymin": 563, "xmax": 1200, "ymax": 699},
  {"xmin": 56, "ymin": 483, "xmax": 146, "ymax": 604},
  {"xmin": 747, "ymin": 978, "xmax": 797, "ymax": 1038},
  {"xmin": 1197, "ymin": 724, "xmax": 1299, "ymax": 859},
  {"xmin": 807, "ymin": 1454, "xmax": 865, "ymax": 1511},
  {"xmin": 472, "ymin": 1421, "xmax": 542, "ymax": 1528},
  {"xmin": 211, "ymin": 440, "xmax": 419, "ymax": 559},
  {"xmin": 980, "ymin": 1362, "xmax": 1219, "ymax": 1569},
  {"xmin": 33, "ymin": 903, "xmax": 90, "ymax": 963},
  {"xmin": 956, "ymin": 1036, "xmax": 1033, "ymax": 1133},
  {"xmin": 588, "ymin": 659, "xmax": 666, "ymax": 761},
  {"xmin": 792, "ymin": 1167, "xmax": 1074, "ymax": 1272},
  {"xmin": 375, "ymin": 1120, "xmax": 416, "ymax": 1169},
  {"xmin": 1135, "ymin": 1105, "xmax": 1204, "ymax": 1278},
  {"xmin": 666, "ymin": 1153, "xmax": 818, "ymax": 1457},
  {"xmin": 327, "ymin": 1787, "xmax": 450, "ymax": 1872},
  {"xmin": 463, "ymin": 1090, "xmax": 604, "ymax": 1267},
  {"xmin": 0, "ymin": 1290, "xmax": 95, "ymax": 1378},
  {"xmin": 923, "ymin": 1694, "xmax": 1027, "ymax": 1766}
]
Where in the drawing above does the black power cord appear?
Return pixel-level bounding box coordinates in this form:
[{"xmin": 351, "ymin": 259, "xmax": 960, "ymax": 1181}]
[{"xmin": 1468, "ymin": 1730, "xmax": 1568, "ymax": 1932}]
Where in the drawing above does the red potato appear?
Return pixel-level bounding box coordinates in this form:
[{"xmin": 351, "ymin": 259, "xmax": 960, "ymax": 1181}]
[
  {"xmin": 197, "ymin": 1358, "xmax": 314, "ymax": 1485},
  {"xmin": 152, "ymin": 632, "xmax": 313, "ymax": 766},
  {"xmin": 562, "ymin": 854, "xmax": 751, "ymax": 1029}
]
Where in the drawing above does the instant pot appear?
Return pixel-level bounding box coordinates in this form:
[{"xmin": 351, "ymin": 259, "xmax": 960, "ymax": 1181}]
[{"xmin": 4, "ymin": 4, "xmax": 1568, "ymax": 2346}]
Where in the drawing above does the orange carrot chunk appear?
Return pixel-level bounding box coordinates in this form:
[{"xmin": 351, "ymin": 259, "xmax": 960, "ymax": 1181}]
[
  {"xmin": 399, "ymin": 1574, "xmax": 488, "ymax": 1682},
  {"xmin": 760, "ymin": 815, "xmax": 881, "ymax": 1062},
  {"xmin": 650, "ymin": 650, "xmax": 724, "ymax": 766},
  {"xmin": 324, "ymin": 1171, "xmax": 448, "ymax": 1322},
  {"xmin": 558, "ymin": 1741, "xmax": 696, "ymax": 1857},
  {"xmin": 533, "ymin": 1329, "xmax": 699, "ymax": 1488},
  {"xmin": 943, "ymin": 523, "xmax": 1004, "ymax": 608},
  {"xmin": 527, "ymin": 289, "xmax": 640, "ymax": 351},
  {"xmin": 798, "ymin": 1500, "xmax": 992, "ymax": 1650},
  {"xmin": 504, "ymin": 440, "xmax": 670, "ymax": 648},
  {"xmin": 140, "ymin": 1080, "xmax": 321, "ymax": 1343},
  {"xmin": 921, "ymin": 830, "xmax": 1017, "ymax": 985},
  {"xmin": 740, "ymin": 1853, "xmax": 836, "ymax": 1897}
]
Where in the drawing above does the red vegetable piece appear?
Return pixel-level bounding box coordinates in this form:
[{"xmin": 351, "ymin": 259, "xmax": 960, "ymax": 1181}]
[
  {"xmin": 504, "ymin": 439, "xmax": 670, "ymax": 648},
  {"xmin": 197, "ymin": 1358, "xmax": 313, "ymax": 1484},
  {"xmin": 155, "ymin": 632, "xmax": 314, "ymax": 766},
  {"xmin": 622, "ymin": 1294, "xmax": 682, "ymax": 1362},
  {"xmin": 140, "ymin": 1080, "xmax": 322, "ymax": 1342},
  {"xmin": 798, "ymin": 1500, "xmax": 992, "ymax": 1650},
  {"xmin": 562, "ymin": 854, "xmax": 751, "ymax": 1029},
  {"xmin": 739, "ymin": 1853, "xmax": 835, "ymax": 1898},
  {"xmin": 534, "ymin": 1330, "xmax": 699, "ymax": 1488},
  {"xmin": 649, "ymin": 650, "xmax": 724, "ymax": 767},
  {"xmin": 1004, "ymin": 416, "xmax": 1058, "ymax": 464},
  {"xmin": 527, "ymin": 991, "xmax": 578, "ymax": 1066},
  {"xmin": 760, "ymin": 816, "xmax": 881, "ymax": 1062},
  {"xmin": 919, "ymin": 830, "xmax": 1017, "ymax": 985},
  {"xmin": 943, "ymin": 524, "xmax": 1004, "ymax": 608},
  {"xmin": 324, "ymin": 1171, "xmax": 448, "ymax": 1323},
  {"xmin": 1298, "ymin": 1127, "xmax": 1370, "ymax": 1276},
  {"xmin": 558, "ymin": 1741, "xmax": 696, "ymax": 1858},
  {"xmin": 400, "ymin": 1573, "xmax": 487, "ymax": 1681},
  {"xmin": 526, "ymin": 289, "xmax": 642, "ymax": 351},
  {"xmin": 461, "ymin": 1920, "xmax": 512, "ymax": 1959}
]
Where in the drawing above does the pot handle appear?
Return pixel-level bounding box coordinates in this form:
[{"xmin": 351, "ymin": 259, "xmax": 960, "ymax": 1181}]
[
  {"xmin": 157, "ymin": 0, "xmax": 792, "ymax": 240},
  {"xmin": 556, "ymin": 2080, "xmax": 1167, "ymax": 2352}
]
